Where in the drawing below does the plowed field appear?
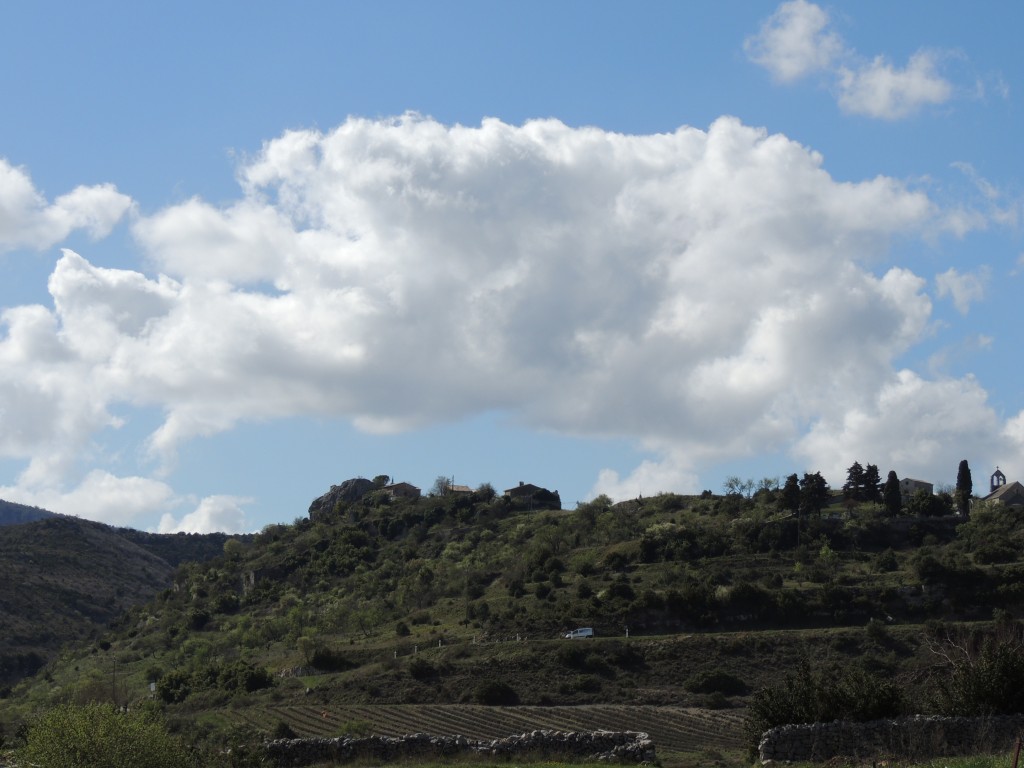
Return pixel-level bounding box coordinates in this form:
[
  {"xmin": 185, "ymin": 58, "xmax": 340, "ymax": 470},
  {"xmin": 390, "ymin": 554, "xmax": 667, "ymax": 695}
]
[{"xmin": 230, "ymin": 704, "xmax": 746, "ymax": 758}]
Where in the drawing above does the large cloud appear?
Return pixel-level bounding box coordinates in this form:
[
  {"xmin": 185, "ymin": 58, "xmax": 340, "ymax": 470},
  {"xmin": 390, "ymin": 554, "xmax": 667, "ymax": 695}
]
[
  {"xmin": 0, "ymin": 158, "xmax": 133, "ymax": 252},
  {"xmin": 0, "ymin": 113, "xmax": 1015, "ymax": 518},
  {"xmin": 125, "ymin": 115, "xmax": 940, "ymax": 453}
]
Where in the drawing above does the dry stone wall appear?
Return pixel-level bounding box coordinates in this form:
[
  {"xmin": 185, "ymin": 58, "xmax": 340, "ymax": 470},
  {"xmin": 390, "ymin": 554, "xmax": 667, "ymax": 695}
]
[
  {"xmin": 760, "ymin": 714, "xmax": 1024, "ymax": 763},
  {"xmin": 266, "ymin": 729, "xmax": 655, "ymax": 766}
]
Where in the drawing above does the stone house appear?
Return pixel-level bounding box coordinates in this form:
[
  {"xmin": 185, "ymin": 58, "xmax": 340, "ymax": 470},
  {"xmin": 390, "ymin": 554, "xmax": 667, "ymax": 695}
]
[
  {"xmin": 503, "ymin": 481, "xmax": 562, "ymax": 511},
  {"xmin": 383, "ymin": 482, "xmax": 421, "ymax": 500},
  {"xmin": 899, "ymin": 477, "xmax": 933, "ymax": 503}
]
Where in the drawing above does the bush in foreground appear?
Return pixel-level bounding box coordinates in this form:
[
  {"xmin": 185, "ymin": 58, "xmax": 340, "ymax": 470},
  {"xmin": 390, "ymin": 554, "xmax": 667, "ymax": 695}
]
[
  {"xmin": 744, "ymin": 659, "xmax": 905, "ymax": 756},
  {"xmin": 18, "ymin": 702, "xmax": 192, "ymax": 768}
]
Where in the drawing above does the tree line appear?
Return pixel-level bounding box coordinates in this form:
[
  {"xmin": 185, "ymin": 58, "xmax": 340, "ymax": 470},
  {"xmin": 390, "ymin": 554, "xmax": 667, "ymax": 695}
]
[{"xmin": 724, "ymin": 458, "xmax": 975, "ymax": 519}]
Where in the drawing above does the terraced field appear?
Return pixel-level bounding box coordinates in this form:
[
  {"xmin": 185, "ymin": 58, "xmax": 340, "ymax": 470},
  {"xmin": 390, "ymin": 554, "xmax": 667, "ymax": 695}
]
[{"xmin": 230, "ymin": 704, "xmax": 746, "ymax": 757}]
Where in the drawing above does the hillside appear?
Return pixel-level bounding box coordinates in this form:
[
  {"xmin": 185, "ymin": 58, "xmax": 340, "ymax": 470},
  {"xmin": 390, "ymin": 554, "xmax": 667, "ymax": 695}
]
[
  {"xmin": 0, "ymin": 515, "xmax": 246, "ymax": 691},
  {"xmin": 0, "ymin": 499, "xmax": 56, "ymax": 527},
  {"xmin": 3, "ymin": 481, "xmax": 1023, "ymax": 764},
  {"xmin": 0, "ymin": 516, "xmax": 174, "ymax": 688}
]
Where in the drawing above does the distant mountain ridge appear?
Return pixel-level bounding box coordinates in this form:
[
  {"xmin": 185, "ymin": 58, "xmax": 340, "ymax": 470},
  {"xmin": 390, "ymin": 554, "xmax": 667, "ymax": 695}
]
[
  {"xmin": 0, "ymin": 498, "xmax": 58, "ymax": 526},
  {"xmin": 0, "ymin": 507, "xmax": 247, "ymax": 690}
]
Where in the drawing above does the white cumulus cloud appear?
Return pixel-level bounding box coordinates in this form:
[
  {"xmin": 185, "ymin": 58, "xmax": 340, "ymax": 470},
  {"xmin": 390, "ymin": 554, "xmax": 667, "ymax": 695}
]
[
  {"xmin": 744, "ymin": 0, "xmax": 844, "ymax": 82},
  {"xmin": 0, "ymin": 114, "xmax": 1010, "ymax": 517},
  {"xmin": 747, "ymin": 3, "xmax": 956, "ymax": 120},
  {"xmin": 158, "ymin": 495, "xmax": 253, "ymax": 534},
  {"xmin": 0, "ymin": 158, "xmax": 133, "ymax": 252},
  {"xmin": 838, "ymin": 51, "xmax": 954, "ymax": 120},
  {"xmin": 0, "ymin": 470, "xmax": 176, "ymax": 528},
  {"xmin": 794, "ymin": 371, "xmax": 1022, "ymax": 487}
]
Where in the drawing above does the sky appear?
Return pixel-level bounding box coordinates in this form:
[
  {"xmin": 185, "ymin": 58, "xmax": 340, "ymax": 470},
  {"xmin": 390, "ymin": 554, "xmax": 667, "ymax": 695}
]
[{"xmin": 0, "ymin": 1, "xmax": 1022, "ymax": 534}]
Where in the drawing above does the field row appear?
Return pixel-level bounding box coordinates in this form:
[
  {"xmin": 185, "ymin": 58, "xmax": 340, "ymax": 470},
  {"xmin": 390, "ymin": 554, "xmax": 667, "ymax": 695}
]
[{"xmin": 231, "ymin": 704, "xmax": 746, "ymax": 752}]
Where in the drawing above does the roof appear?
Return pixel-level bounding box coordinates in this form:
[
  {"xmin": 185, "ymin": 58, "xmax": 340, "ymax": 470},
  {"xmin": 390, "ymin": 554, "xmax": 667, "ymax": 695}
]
[
  {"xmin": 985, "ymin": 480, "xmax": 1024, "ymax": 503},
  {"xmin": 504, "ymin": 482, "xmax": 544, "ymax": 496}
]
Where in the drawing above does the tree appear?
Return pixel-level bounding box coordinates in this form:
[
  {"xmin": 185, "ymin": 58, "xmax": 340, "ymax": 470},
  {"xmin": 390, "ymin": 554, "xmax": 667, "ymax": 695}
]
[
  {"xmin": 955, "ymin": 459, "xmax": 973, "ymax": 517},
  {"xmin": 474, "ymin": 482, "xmax": 496, "ymax": 502},
  {"xmin": 723, "ymin": 476, "xmax": 755, "ymax": 498},
  {"xmin": 723, "ymin": 476, "xmax": 743, "ymax": 496},
  {"xmin": 863, "ymin": 464, "xmax": 882, "ymax": 504},
  {"xmin": 223, "ymin": 537, "xmax": 244, "ymax": 561},
  {"xmin": 430, "ymin": 475, "xmax": 452, "ymax": 496},
  {"xmin": 799, "ymin": 472, "xmax": 830, "ymax": 518},
  {"xmin": 842, "ymin": 462, "xmax": 865, "ymax": 501},
  {"xmin": 882, "ymin": 470, "xmax": 902, "ymax": 517},
  {"xmin": 754, "ymin": 477, "xmax": 779, "ymax": 503},
  {"xmin": 778, "ymin": 474, "xmax": 801, "ymax": 514},
  {"xmin": 906, "ymin": 489, "xmax": 951, "ymax": 517}
]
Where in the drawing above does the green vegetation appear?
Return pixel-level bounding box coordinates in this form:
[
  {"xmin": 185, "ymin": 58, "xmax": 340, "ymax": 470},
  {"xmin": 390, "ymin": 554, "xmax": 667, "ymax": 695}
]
[
  {"xmin": 3, "ymin": 470, "xmax": 1024, "ymax": 766},
  {"xmin": 0, "ymin": 515, "xmax": 244, "ymax": 692},
  {"xmin": 17, "ymin": 702, "xmax": 192, "ymax": 768}
]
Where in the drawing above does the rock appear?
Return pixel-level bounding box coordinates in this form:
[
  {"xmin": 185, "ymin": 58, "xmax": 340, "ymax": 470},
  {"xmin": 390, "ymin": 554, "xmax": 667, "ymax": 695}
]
[{"xmin": 308, "ymin": 478, "xmax": 376, "ymax": 518}]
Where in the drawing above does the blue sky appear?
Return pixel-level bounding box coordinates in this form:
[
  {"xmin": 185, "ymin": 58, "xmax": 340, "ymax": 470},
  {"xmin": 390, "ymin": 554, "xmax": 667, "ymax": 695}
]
[{"xmin": 1, "ymin": 1, "xmax": 1021, "ymax": 532}]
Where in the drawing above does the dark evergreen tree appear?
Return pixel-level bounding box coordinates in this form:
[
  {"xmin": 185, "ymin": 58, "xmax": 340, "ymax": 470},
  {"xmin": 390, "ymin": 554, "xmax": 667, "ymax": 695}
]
[
  {"xmin": 842, "ymin": 462, "xmax": 865, "ymax": 501},
  {"xmin": 882, "ymin": 470, "xmax": 902, "ymax": 517},
  {"xmin": 799, "ymin": 472, "xmax": 830, "ymax": 518},
  {"xmin": 778, "ymin": 473, "xmax": 801, "ymax": 514},
  {"xmin": 863, "ymin": 464, "xmax": 882, "ymax": 504},
  {"xmin": 955, "ymin": 459, "xmax": 973, "ymax": 517}
]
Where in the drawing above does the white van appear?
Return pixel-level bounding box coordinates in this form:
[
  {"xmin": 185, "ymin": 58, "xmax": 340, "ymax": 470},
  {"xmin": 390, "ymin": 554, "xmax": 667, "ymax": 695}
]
[{"xmin": 564, "ymin": 627, "xmax": 594, "ymax": 639}]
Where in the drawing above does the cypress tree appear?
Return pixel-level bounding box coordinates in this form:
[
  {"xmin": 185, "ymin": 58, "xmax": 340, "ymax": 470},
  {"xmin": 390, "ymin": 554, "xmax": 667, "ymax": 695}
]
[
  {"xmin": 883, "ymin": 470, "xmax": 902, "ymax": 517},
  {"xmin": 955, "ymin": 459, "xmax": 973, "ymax": 516}
]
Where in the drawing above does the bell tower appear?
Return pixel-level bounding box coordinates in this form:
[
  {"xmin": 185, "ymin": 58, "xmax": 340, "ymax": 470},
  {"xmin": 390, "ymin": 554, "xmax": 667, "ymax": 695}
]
[{"xmin": 991, "ymin": 467, "xmax": 1007, "ymax": 493}]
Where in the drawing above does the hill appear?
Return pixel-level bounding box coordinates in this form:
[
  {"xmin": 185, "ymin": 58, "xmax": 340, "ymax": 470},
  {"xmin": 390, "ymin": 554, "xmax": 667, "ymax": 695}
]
[
  {"xmin": 0, "ymin": 498, "xmax": 56, "ymax": 527},
  {"xmin": 0, "ymin": 514, "xmax": 247, "ymax": 691},
  {"xmin": 0, "ymin": 515, "xmax": 174, "ymax": 688},
  {"xmin": 2, "ymin": 480, "xmax": 1023, "ymax": 764}
]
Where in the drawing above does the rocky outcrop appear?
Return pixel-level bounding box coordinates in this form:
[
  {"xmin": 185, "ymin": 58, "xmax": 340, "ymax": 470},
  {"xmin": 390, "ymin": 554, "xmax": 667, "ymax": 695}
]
[
  {"xmin": 265, "ymin": 729, "xmax": 655, "ymax": 766},
  {"xmin": 759, "ymin": 714, "xmax": 1024, "ymax": 763},
  {"xmin": 307, "ymin": 478, "xmax": 376, "ymax": 518}
]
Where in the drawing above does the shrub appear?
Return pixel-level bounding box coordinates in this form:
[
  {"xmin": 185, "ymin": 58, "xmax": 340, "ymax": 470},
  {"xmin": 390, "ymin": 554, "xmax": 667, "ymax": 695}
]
[
  {"xmin": 929, "ymin": 626, "xmax": 1024, "ymax": 716},
  {"xmin": 744, "ymin": 659, "xmax": 904, "ymax": 756},
  {"xmin": 407, "ymin": 657, "xmax": 437, "ymax": 681},
  {"xmin": 474, "ymin": 680, "xmax": 519, "ymax": 705},
  {"xmin": 17, "ymin": 702, "xmax": 191, "ymax": 768},
  {"xmin": 309, "ymin": 647, "xmax": 355, "ymax": 672},
  {"xmin": 272, "ymin": 720, "xmax": 297, "ymax": 739},
  {"xmin": 685, "ymin": 670, "xmax": 748, "ymax": 696},
  {"xmin": 186, "ymin": 607, "xmax": 211, "ymax": 630}
]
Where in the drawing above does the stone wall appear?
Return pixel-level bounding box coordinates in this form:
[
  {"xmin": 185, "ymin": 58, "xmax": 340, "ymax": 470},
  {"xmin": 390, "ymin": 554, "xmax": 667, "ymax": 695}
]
[
  {"xmin": 760, "ymin": 714, "xmax": 1024, "ymax": 763},
  {"xmin": 265, "ymin": 729, "xmax": 655, "ymax": 766}
]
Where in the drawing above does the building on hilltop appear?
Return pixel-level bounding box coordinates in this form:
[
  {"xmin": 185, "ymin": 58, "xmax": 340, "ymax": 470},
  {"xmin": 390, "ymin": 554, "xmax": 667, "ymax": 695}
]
[
  {"xmin": 383, "ymin": 482, "xmax": 421, "ymax": 500},
  {"xmin": 983, "ymin": 467, "xmax": 1024, "ymax": 507},
  {"xmin": 990, "ymin": 466, "xmax": 1007, "ymax": 493},
  {"xmin": 503, "ymin": 481, "xmax": 562, "ymax": 511},
  {"xmin": 899, "ymin": 477, "xmax": 933, "ymax": 504}
]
